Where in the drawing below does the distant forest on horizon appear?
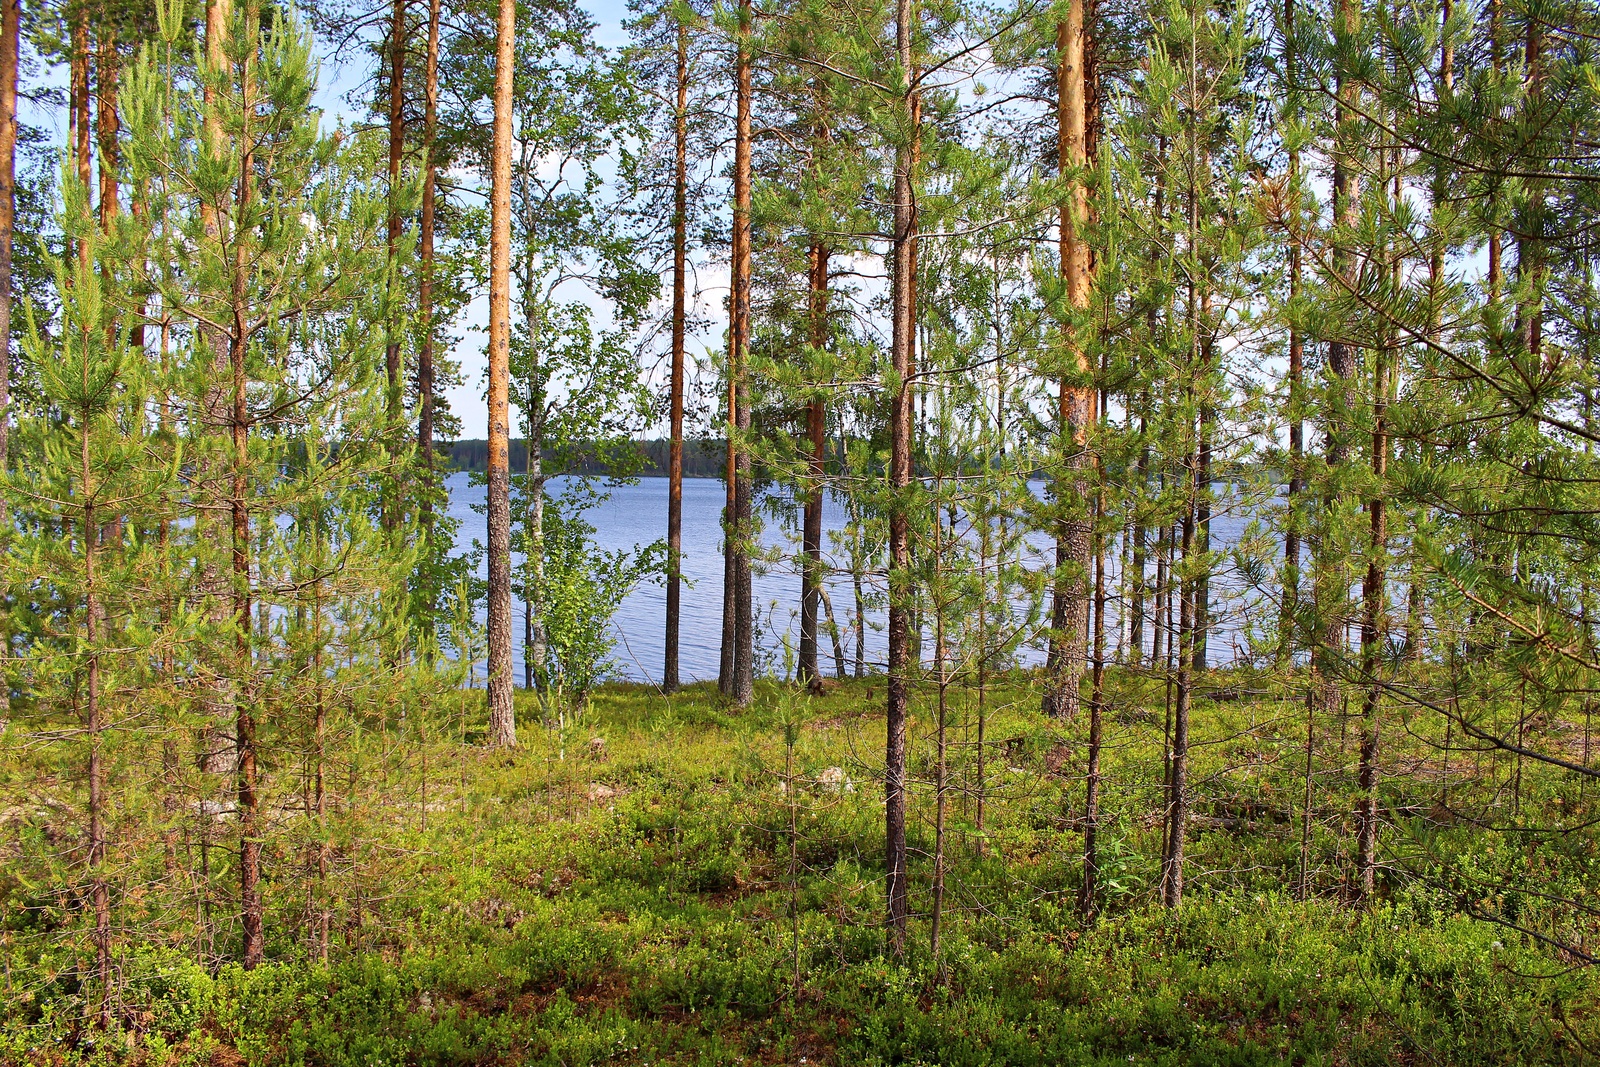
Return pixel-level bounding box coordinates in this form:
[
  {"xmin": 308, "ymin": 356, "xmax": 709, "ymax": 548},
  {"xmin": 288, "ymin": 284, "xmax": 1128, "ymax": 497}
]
[{"xmin": 446, "ymin": 437, "xmax": 833, "ymax": 478}]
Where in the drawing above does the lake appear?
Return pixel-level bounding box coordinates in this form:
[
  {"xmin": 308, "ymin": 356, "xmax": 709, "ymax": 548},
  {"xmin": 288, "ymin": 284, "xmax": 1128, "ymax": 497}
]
[{"xmin": 444, "ymin": 472, "xmax": 1275, "ymax": 686}]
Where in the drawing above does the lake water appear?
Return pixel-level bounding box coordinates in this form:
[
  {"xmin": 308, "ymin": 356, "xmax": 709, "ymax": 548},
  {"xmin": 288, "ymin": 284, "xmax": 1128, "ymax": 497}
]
[{"xmin": 445, "ymin": 472, "xmax": 1274, "ymax": 686}]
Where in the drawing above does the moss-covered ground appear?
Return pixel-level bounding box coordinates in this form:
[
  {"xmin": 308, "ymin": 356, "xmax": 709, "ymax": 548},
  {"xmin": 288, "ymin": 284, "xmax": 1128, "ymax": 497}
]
[{"xmin": 3, "ymin": 672, "xmax": 1597, "ymax": 1064}]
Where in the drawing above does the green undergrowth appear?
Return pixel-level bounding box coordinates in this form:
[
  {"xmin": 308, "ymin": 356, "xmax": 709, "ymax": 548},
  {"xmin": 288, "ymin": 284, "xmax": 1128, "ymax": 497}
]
[{"xmin": 3, "ymin": 674, "xmax": 1597, "ymax": 1065}]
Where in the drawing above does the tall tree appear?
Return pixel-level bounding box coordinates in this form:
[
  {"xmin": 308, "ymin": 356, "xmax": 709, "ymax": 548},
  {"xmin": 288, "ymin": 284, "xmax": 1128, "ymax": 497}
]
[
  {"xmin": 664, "ymin": 15, "xmax": 689, "ymax": 692},
  {"xmin": 1044, "ymin": 0, "xmax": 1096, "ymax": 720},
  {"xmin": 1313, "ymin": 0, "xmax": 1362, "ymax": 723},
  {"xmin": 116, "ymin": 0, "xmax": 404, "ymax": 965},
  {"xmin": 11, "ymin": 216, "xmax": 161, "ymax": 1025},
  {"xmin": 721, "ymin": 0, "xmax": 754, "ymax": 705},
  {"xmin": 0, "ymin": 0, "xmax": 18, "ymax": 724},
  {"xmin": 96, "ymin": 25, "xmax": 117, "ymax": 228},
  {"xmin": 416, "ymin": 0, "xmax": 439, "ymax": 533},
  {"xmin": 71, "ymin": 3, "xmax": 89, "ymax": 262},
  {"xmin": 884, "ymin": 0, "xmax": 917, "ymax": 955},
  {"xmin": 382, "ymin": 0, "xmax": 408, "ymax": 531},
  {"xmin": 1277, "ymin": 0, "xmax": 1304, "ymax": 666},
  {"xmin": 799, "ymin": 234, "xmax": 830, "ymax": 691},
  {"xmin": 485, "ymin": 0, "xmax": 516, "ymax": 744}
]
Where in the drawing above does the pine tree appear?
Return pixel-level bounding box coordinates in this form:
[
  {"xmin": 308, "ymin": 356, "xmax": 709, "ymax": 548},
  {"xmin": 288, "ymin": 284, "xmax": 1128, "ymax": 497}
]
[
  {"xmin": 627, "ymin": 0, "xmax": 716, "ymax": 692},
  {"xmin": 484, "ymin": 0, "xmax": 516, "ymax": 745},
  {"xmin": 719, "ymin": 0, "xmax": 755, "ymax": 706},
  {"xmin": 0, "ymin": 0, "xmax": 17, "ymax": 724},
  {"xmin": 4, "ymin": 186, "xmax": 175, "ymax": 1023},
  {"xmin": 118, "ymin": 2, "xmax": 409, "ymax": 958}
]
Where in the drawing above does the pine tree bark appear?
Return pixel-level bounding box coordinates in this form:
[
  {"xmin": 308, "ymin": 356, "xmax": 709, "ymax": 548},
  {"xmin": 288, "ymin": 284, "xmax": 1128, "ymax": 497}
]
[
  {"xmin": 728, "ymin": 0, "xmax": 754, "ymax": 706},
  {"xmin": 1129, "ymin": 410, "xmax": 1148, "ymax": 663},
  {"xmin": 1485, "ymin": 0, "xmax": 1503, "ymax": 312},
  {"xmin": 383, "ymin": 0, "xmax": 406, "ymax": 531},
  {"xmin": 1192, "ymin": 326, "xmax": 1214, "ymax": 674},
  {"xmin": 416, "ymin": 0, "xmax": 439, "ymax": 536},
  {"xmin": 1163, "ymin": 124, "xmax": 1205, "ymax": 907},
  {"xmin": 484, "ymin": 0, "xmax": 516, "ymax": 745},
  {"xmin": 1516, "ymin": 20, "xmax": 1545, "ymax": 365},
  {"xmin": 97, "ymin": 30, "xmax": 117, "ymax": 227},
  {"xmin": 0, "ymin": 0, "xmax": 18, "ymax": 725},
  {"xmin": 1080, "ymin": 491, "xmax": 1106, "ymax": 919},
  {"xmin": 80, "ymin": 402, "xmax": 111, "ymax": 1025},
  {"xmin": 1354, "ymin": 330, "xmax": 1388, "ymax": 903},
  {"xmin": 1355, "ymin": 133, "xmax": 1405, "ymax": 902},
  {"xmin": 1315, "ymin": 0, "xmax": 1361, "ymax": 720},
  {"xmin": 195, "ymin": 0, "xmax": 238, "ymax": 781},
  {"xmin": 930, "ymin": 503, "xmax": 950, "ymax": 980},
  {"xmin": 1132, "ymin": 145, "xmax": 1163, "ymax": 668},
  {"xmin": 798, "ymin": 55, "xmax": 837, "ymax": 695},
  {"xmin": 799, "ymin": 241, "xmax": 829, "ymax": 692},
  {"xmin": 664, "ymin": 19, "xmax": 688, "ymax": 693},
  {"xmin": 884, "ymin": 0, "xmax": 917, "ymax": 956},
  {"xmin": 1162, "ymin": 455, "xmax": 1197, "ymax": 908},
  {"xmin": 232, "ymin": 21, "xmax": 263, "ymax": 967},
  {"xmin": 1278, "ymin": 0, "xmax": 1303, "ymax": 667},
  {"xmin": 1045, "ymin": 0, "xmax": 1095, "ymax": 719},
  {"xmin": 71, "ymin": 11, "xmax": 90, "ymax": 265},
  {"xmin": 1403, "ymin": 0, "xmax": 1452, "ymax": 667}
]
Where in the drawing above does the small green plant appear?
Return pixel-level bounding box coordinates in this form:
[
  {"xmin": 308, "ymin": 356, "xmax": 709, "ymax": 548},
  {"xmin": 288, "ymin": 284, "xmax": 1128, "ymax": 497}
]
[
  {"xmin": 444, "ymin": 575, "xmax": 486, "ymax": 691},
  {"xmin": 534, "ymin": 498, "xmax": 662, "ymax": 734}
]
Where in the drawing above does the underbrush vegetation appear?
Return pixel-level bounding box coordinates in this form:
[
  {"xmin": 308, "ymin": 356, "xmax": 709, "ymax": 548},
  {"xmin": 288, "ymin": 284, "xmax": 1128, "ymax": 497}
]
[{"xmin": 3, "ymin": 673, "xmax": 1595, "ymax": 1065}]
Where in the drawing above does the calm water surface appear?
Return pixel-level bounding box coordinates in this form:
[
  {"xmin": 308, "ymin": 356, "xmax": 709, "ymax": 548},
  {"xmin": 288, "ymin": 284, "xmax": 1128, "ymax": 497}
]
[{"xmin": 445, "ymin": 472, "xmax": 1271, "ymax": 685}]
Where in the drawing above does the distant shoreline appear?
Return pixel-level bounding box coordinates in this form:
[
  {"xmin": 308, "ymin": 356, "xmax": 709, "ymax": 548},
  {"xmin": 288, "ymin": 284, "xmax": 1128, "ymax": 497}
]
[
  {"xmin": 447, "ymin": 467, "xmax": 723, "ymax": 481},
  {"xmin": 444, "ymin": 438, "xmax": 733, "ymax": 478},
  {"xmin": 443, "ymin": 440, "xmax": 1289, "ymax": 486}
]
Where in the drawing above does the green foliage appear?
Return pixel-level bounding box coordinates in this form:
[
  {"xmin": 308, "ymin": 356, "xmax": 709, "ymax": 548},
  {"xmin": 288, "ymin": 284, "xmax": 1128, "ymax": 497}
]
[
  {"xmin": 3, "ymin": 679, "xmax": 1595, "ymax": 1064},
  {"xmin": 534, "ymin": 499, "xmax": 662, "ymax": 713}
]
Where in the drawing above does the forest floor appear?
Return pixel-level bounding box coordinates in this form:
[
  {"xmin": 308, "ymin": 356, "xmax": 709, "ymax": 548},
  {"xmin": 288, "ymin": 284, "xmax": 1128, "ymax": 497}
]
[{"xmin": 4, "ymin": 670, "xmax": 1599, "ymax": 1065}]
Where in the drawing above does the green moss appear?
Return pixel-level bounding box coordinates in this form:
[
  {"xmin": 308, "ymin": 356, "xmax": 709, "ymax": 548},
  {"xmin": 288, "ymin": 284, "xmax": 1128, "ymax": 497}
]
[{"xmin": 2, "ymin": 675, "xmax": 1595, "ymax": 1065}]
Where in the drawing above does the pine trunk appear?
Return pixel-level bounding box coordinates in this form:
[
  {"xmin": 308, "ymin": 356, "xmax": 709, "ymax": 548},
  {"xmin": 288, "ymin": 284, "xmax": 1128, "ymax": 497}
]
[
  {"xmin": 198, "ymin": 0, "xmax": 235, "ymax": 780},
  {"xmin": 1192, "ymin": 332, "xmax": 1213, "ymax": 675},
  {"xmin": 72, "ymin": 13, "xmax": 90, "ymax": 264},
  {"xmin": 800, "ymin": 242, "xmax": 829, "ymax": 692},
  {"xmin": 1080, "ymin": 492, "xmax": 1106, "ymax": 919},
  {"xmin": 0, "ymin": 0, "xmax": 17, "ymax": 724},
  {"xmin": 1315, "ymin": 0, "xmax": 1361, "ymax": 720},
  {"xmin": 97, "ymin": 31, "xmax": 117, "ymax": 227},
  {"xmin": 1046, "ymin": 0, "xmax": 1095, "ymax": 720},
  {"xmin": 1278, "ymin": 0, "xmax": 1303, "ymax": 667},
  {"xmin": 233, "ymin": 34, "xmax": 263, "ymax": 964},
  {"xmin": 484, "ymin": 0, "xmax": 517, "ymax": 746},
  {"xmin": 383, "ymin": 0, "xmax": 407, "ymax": 534},
  {"xmin": 728, "ymin": 0, "xmax": 754, "ymax": 706},
  {"xmin": 664, "ymin": 20, "xmax": 688, "ymax": 693},
  {"xmin": 416, "ymin": 0, "xmax": 440, "ymax": 536},
  {"xmin": 1162, "ymin": 458, "xmax": 1197, "ymax": 908},
  {"xmin": 81, "ymin": 414, "xmax": 111, "ymax": 1025},
  {"xmin": 232, "ymin": 335, "xmax": 259, "ymax": 961},
  {"xmin": 884, "ymin": 0, "xmax": 917, "ymax": 956},
  {"xmin": 1355, "ymin": 342, "xmax": 1388, "ymax": 903}
]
